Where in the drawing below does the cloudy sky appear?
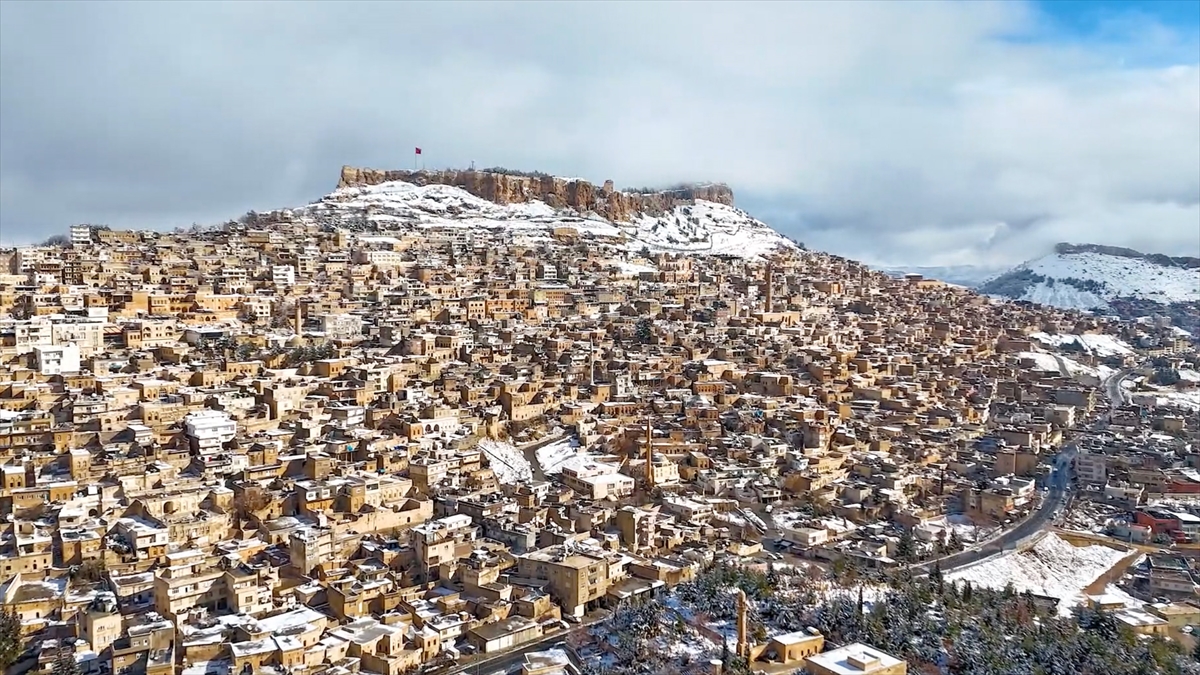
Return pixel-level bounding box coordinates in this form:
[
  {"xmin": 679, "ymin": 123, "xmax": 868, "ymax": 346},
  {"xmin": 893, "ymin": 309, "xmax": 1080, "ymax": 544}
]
[{"xmin": 1, "ymin": 1, "xmax": 1197, "ymax": 266}]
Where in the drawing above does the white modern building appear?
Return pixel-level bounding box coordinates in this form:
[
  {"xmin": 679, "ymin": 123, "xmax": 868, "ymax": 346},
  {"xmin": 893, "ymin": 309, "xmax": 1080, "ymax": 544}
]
[
  {"xmin": 184, "ymin": 410, "xmax": 237, "ymax": 453},
  {"xmin": 70, "ymin": 224, "xmax": 92, "ymax": 247},
  {"xmin": 33, "ymin": 343, "xmax": 81, "ymax": 375},
  {"xmin": 51, "ymin": 318, "xmax": 107, "ymax": 356},
  {"xmin": 319, "ymin": 313, "xmax": 363, "ymax": 341},
  {"xmin": 272, "ymin": 265, "xmax": 296, "ymax": 287}
]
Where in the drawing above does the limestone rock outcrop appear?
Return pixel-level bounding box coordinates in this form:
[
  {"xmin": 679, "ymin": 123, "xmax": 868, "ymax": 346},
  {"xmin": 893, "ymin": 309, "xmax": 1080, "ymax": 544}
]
[{"xmin": 337, "ymin": 166, "xmax": 735, "ymax": 221}]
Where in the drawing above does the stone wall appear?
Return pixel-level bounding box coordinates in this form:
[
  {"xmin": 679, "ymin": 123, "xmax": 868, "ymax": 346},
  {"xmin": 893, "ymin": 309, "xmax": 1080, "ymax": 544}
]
[{"xmin": 337, "ymin": 166, "xmax": 735, "ymax": 221}]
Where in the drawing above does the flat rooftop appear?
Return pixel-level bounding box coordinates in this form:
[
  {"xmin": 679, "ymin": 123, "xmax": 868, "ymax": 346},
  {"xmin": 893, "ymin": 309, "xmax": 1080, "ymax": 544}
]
[{"xmin": 806, "ymin": 642, "xmax": 904, "ymax": 674}]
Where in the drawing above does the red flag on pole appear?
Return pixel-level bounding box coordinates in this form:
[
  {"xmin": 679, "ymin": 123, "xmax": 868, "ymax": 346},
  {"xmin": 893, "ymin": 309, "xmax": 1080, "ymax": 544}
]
[{"xmin": 415, "ymin": 147, "xmax": 422, "ymax": 155}]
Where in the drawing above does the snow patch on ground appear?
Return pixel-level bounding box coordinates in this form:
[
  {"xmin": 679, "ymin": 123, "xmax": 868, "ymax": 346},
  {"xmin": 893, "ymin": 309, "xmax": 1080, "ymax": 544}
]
[
  {"xmin": 1089, "ymin": 584, "xmax": 1144, "ymax": 609},
  {"xmin": 308, "ymin": 180, "xmax": 794, "ymax": 260},
  {"xmin": 613, "ymin": 261, "xmax": 658, "ymax": 275},
  {"xmin": 1020, "ymin": 283, "xmax": 1109, "ymax": 312},
  {"xmin": 945, "ymin": 533, "xmax": 1130, "ymax": 616},
  {"xmin": 1029, "ymin": 332, "xmax": 1134, "ymax": 357},
  {"xmin": 1134, "ymin": 390, "xmax": 1200, "ymax": 411},
  {"xmin": 535, "ymin": 437, "xmax": 581, "ymax": 475},
  {"xmin": 770, "ymin": 510, "xmax": 808, "ymax": 530},
  {"xmin": 926, "ymin": 514, "xmax": 988, "ymax": 544},
  {"xmin": 1015, "ymin": 350, "xmax": 1114, "ymax": 383},
  {"xmin": 477, "ymin": 439, "xmax": 533, "ymax": 484},
  {"xmin": 625, "ymin": 200, "xmax": 797, "ymax": 259},
  {"xmin": 1017, "ymin": 351, "xmax": 1061, "ymax": 372}
]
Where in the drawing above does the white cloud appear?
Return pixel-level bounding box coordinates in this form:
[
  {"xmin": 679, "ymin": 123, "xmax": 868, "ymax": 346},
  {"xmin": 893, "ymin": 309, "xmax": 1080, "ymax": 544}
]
[{"xmin": 0, "ymin": 1, "xmax": 1196, "ymax": 265}]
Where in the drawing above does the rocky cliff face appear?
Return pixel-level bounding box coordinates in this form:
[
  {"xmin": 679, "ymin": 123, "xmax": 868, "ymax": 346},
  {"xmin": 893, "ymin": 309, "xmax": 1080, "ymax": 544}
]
[{"xmin": 337, "ymin": 166, "xmax": 735, "ymax": 221}]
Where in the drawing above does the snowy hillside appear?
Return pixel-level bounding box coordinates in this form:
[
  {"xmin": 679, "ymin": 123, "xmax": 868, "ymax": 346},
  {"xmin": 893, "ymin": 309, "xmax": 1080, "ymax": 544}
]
[
  {"xmin": 945, "ymin": 533, "xmax": 1130, "ymax": 617},
  {"xmin": 979, "ymin": 248, "xmax": 1200, "ymax": 312},
  {"xmin": 301, "ymin": 180, "xmax": 797, "ymax": 259}
]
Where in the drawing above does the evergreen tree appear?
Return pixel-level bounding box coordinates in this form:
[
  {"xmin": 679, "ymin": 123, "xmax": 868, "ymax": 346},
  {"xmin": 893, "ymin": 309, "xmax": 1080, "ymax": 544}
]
[
  {"xmin": 635, "ymin": 318, "xmax": 654, "ymax": 344},
  {"xmin": 931, "ymin": 559, "xmax": 944, "ymax": 596},
  {"xmin": 52, "ymin": 645, "xmax": 79, "ymax": 675},
  {"xmin": 963, "ymin": 581, "xmax": 973, "ymax": 603},
  {"xmin": 857, "ymin": 584, "xmax": 865, "ymax": 622},
  {"xmin": 0, "ymin": 606, "xmax": 20, "ymax": 671},
  {"xmin": 948, "ymin": 529, "xmax": 962, "ymax": 552},
  {"xmin": 896, "ymin": 528, "xmax": 916, "ymax": 562}
]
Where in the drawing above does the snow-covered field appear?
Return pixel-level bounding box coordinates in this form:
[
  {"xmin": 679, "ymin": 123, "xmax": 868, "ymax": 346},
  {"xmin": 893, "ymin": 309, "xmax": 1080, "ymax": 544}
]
[
  {"xmin": 1015, "ymin": 349, "xmax": 1115, "ymax": 383},
  {"xmin": 1014, "ymin": 252, "xmax": 1200, "ymax": 310},
  {"xmin": 306, "ymin": 180, "xmax": 796, "ymax": 259},
  {"xmin": 535, "ymin": 437, "xmax": 580, "ymax": 475},
  {"xmin": 1017, "ymin": 351, "xmax": 1061, "ymax": 372},
  {"xmin": 625, "ymin": 200, "xmax": 797, "ymax": 258},
  {"xmin": 770, "ymin": 509, "xmax": 809, "ymax": 531},
  {"xmin": 926, "ymin": 514, "xmax": 989, "ymax": 544},
  {"xmin": 1029, "ymin": 332, "xmax": 1134, "ymax": 358},
  {"xmin": 613, "ymin": 260, "xmax": 658, "ymax": 275},
  {"xmin": 477, "ymin": 439, "xmax": 533, "ymax": 485},
  {"xmin": 1135, "ymin": 390, "xmax": 1200, "ymax": 411},
  {"xmin": 945, "ymin": 533, "xmax": 1130, "ymax": 616},
  {"xmin": 1089, "ymin": 584, "xmax": 1143, "ymax": 609}
]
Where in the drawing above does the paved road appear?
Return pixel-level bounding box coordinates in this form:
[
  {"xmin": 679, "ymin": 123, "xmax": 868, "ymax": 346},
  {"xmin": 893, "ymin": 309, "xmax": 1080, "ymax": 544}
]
[
  {"xmin": 517, "ymin": 432, "xmax": 567, "ymax": 483},
  {"xmin": 916, "ymin": 361, "xmax": 1144, "ymax": 575},
  {"xmin": 1106, "ymin": 368, "xmax": 1134, "ymax": 407},
  {"xmin": 911, "ymin": 445, "xmax": 1077, "ymax": 575}
]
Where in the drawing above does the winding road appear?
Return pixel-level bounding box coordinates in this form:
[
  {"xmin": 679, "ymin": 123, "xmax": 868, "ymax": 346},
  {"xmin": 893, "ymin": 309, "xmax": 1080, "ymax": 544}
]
[
  {"xmin": 1106, "ymin": 368, "xmax": 1134, "ymax": 407},
  {"xmin": 910, "ymin": 445, "xmax": 1076, "ymax": 575}
]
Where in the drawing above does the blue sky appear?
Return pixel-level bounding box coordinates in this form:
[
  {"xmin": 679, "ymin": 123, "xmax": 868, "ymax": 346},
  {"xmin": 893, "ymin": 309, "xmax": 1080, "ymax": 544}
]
[{"xmin": 1036, "ymin": 0, "xmax": 1199, "ymax": 34}]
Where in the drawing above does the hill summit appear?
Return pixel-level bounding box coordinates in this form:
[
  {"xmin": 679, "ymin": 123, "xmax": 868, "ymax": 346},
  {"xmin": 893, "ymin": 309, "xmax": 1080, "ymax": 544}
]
[
  {"xmin": 337, "ymin": 166, "xmax": 735, "ymax": 223},
  {"xmin": 978, "ymin": 241, "xmax": 1200, "ymax": 334},
  {"xmin": 247, "ymin": 166, "xmax": 797, "ymax": 259}
]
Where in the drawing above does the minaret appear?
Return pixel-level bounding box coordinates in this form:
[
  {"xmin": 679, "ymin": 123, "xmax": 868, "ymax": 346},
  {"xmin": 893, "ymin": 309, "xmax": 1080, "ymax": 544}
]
[
  {"xmin": 736, "ymin": 588, "xmax": 749, "ymax": 658},
  {"xmin": 589, "ymin": 338, "xmax": 597, "ymax": 387},
  {"xmin": 644, "ymin": 417, "xmax": 654, "ymax": 489},
  {"xmin": 764, "ymin": 261, "xmax": 774, "ymax": 312},
  {"xmin": 294, "ymin": 300, "xmax": 303, "ymax": 336}
]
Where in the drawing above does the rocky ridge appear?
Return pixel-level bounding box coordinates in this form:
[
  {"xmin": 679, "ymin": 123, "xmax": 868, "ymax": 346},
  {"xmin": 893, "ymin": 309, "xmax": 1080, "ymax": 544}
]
[{"xmin": 337, "ymin": 166, "xmax": 735, "ymax": 222}]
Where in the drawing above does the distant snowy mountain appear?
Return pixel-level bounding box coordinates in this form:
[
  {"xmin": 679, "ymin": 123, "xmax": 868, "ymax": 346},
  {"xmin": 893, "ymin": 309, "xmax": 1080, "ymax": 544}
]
[
  {"xmin": 875, "ymin": 265, "xmax": 1007, "ymax": 288},
  {"xmin": 980, "ymin": 244, "xmax": 1199, "ymax": 310},
  {"xmin": 978, "ymin": 243, "xmax": 1200, "ymax": 333},
  {"xmin": 296, "ymin": 176, "xmax": 797, "ymax": 259}
]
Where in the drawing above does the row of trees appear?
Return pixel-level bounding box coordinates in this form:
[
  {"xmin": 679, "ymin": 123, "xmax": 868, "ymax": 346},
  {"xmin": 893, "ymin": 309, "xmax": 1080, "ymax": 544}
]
[
  {"xmin": 583, "ymin": 560, "xmax": 1200, "ymax": 675},
  {"xmin": 0, "ymin": 608, "xmax": 81, "ymax": 675}
]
